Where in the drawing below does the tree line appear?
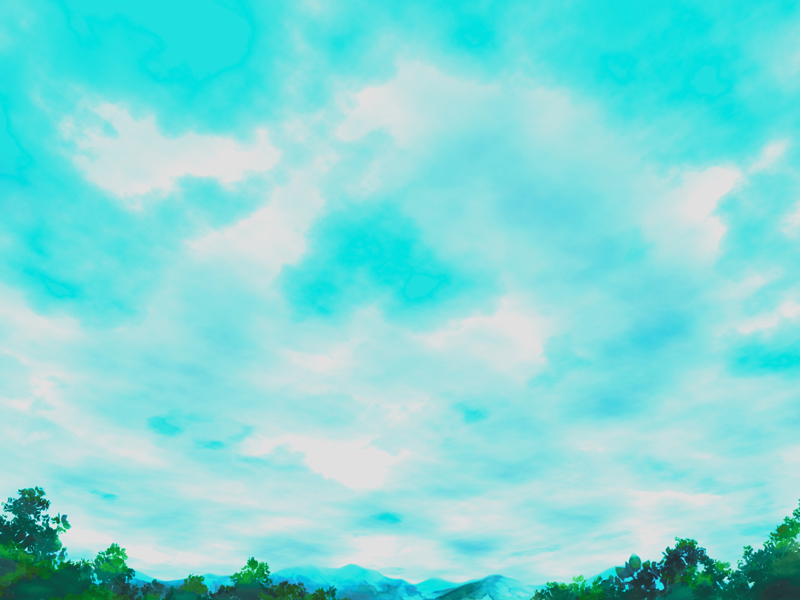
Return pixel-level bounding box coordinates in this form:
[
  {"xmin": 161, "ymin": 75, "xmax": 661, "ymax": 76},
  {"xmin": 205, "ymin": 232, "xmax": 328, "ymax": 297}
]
[
  {"xmin": 0, "ymin": 487, "xmax": 345, "ymax": 600},
  {"xmin": 532, "ymin": 500, "xmax": 800, "ymax": 600},
  {"xmin": 1, "ymin": 487, "xmax": 799, "ymax": 600}
]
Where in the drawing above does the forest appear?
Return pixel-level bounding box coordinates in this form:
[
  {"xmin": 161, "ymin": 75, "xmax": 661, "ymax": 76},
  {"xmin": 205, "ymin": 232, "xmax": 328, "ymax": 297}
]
[{"xmin": 0, "ymin": 487, "xmax": 798, "ymax": 600}]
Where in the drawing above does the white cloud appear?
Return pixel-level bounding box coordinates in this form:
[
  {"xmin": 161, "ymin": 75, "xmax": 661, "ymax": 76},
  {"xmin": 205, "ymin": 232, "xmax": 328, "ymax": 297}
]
[
  {"xmin": 782, "ymin": 200, "xmax": 800, "ymax": 236},
  {"xmin": 347, "ymin": 535, "xmax": 401, "ymax": 565},
  {"xmin": 63, "ymin": 103, "xmax": 280, "ymax": 198},
  {"xmin": 240, "ymin": 435, "xmax": 409, "ymax": 490},
  {"xmin": 631, "ymin": 490, "xmax": 721, "ymax": 509},
  {"xmin": 60, "ymin": 526, "xmax": 115, "ymax": 554},
  {"xmin": 282, "ymin": 347, "xmax": 354, "ymax": 375},
  {"xmin": 781, "ymin": 300, "xmax": 800, "ymax": 319},
  {"xmin": 643, "ymin": 166, "xmax": 741, "ymax": 259},
  {"xmin": 247, "ymin": 516, "xmax": 313, "ymax": 534},
  {"xmin": 438, "ymin": 496, "xmax": 515, "ymax": 534},
  {"xmin": 124, "ymin": 543, "xmax": 227, "ymax": 575},
  {"xmin": 419, "ymin": 297, "xmax": 547, "ymax": 379},
  {"xmin": 749, "ymin": 140, "xmax": 789, "ymax": 173},
  {"xmin": 737, "ymin": 313, "xmax": 781, "ymax": 334},
  {"xmin": 678, "ymin": 167, "xmax": 740, "ymax": 224},
  {"xmin": 191, "ymin": 173, "xmax": 325, "ymax": 277},
  {"xmin": 337, "ymin": 62, "xmax": 497, "ymax": 148},
  {"xmin": 736, "ymin": 298, "xmax": 800, "ymax": 334},
  {"xmin": 0, "ymin": 283, "xmax": 82, "ymax": 351}
]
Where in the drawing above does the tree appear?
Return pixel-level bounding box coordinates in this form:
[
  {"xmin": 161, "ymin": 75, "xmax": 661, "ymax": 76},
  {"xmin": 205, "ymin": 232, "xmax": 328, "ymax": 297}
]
[
  {"xmin": 177, "ymin": 573, "xmax": 210, "ymax": 599},
  {"xmin": 93, "ymin": 543, "xmax": 137, "ymax": 597},
  {"xmin": 534, "ymin": 541, "xmax": 732, "ymax": 600},
  {"xmin": 215, "ymin": 558, "xmax": 273, "ymax": 600},
  {"xmin": 0, "ymin": 555, "xmax": 96, "ymax": 600},
  {"xmin": 307, "ymin": 586, "xmax": 339, "ymax": 600},
  {"xmin": 722, "ymin": 500, "xmax": 800, "ymax": 599},
  {"xmin": 231, "ymin": 558, "xmax": 272, "ymax": 589},
  {"xmin": 0, "ymin": 487, "xmax": 71, "ymax": 564},
  {"xmin": 138, "ymin": 579, "xmax": 167, "ymax": 600},
  {"xmin": 268, "ymin": 580, "xmax": 312, "ymax": 600}
]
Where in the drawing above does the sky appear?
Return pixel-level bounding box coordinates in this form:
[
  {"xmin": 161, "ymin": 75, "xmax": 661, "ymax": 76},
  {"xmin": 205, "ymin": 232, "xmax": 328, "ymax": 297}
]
[{"xmin": 2, "ymin": 0, "xmax": 800, "ymax": 587}]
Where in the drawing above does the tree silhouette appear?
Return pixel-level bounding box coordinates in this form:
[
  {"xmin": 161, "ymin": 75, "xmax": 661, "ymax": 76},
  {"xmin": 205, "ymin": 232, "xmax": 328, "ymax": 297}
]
[
  {"xmin": 177, "ymin": 574, "xmax": 210, "ymax": 599},
  {"xmin": 0, "ymin": 487, "xmax": 70, "ymax": 564},
  {"xmin": 3, "ymin": 484, "xmax": 799, "ymax": 600},
  {"xmin": 533, "ymin": 502, "xmax": 800, "ymax": 600},
  {"xmin": 94, "ymin": 542, "xmax": 137, "ymax": 597}
]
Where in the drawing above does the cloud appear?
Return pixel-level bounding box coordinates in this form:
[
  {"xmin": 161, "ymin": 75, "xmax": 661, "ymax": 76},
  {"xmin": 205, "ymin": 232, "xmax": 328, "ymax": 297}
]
[
  {"xmin": 749, "ymin": 140, "xmax": 790, "ymax": 173},
  {"xmin": 737, "ymin": 299, "xmax": 800, "ymax": 334},
  {"xmin": 7, "ymin": 1, "xmax": 800, "ymax": 586},
  {"xmin": 630, "ymin": 490, "xmax": 722, "ymax": 509},
  {"xmin": 190, "ymin": 171, "xmax": 326, "ymax": 277},
  {"xmin": 419, "ymin": 297, "xmax": 548, "ymax": 379},
  {"xmin": 240, "ymin": 435, "xmax": 410, "ymax": 490},
  {"xmin": 337, "ymin": 62, "xmax": 497, "ymax": 148},
  {"xmin": 782, "ymin": 200, "xmax": 800, "ymax": 236},
  {"xmin": 642, "ymin": 166, "xmax": 741, "ymax": 259},
  {"xmin": 62, "ymin": 103, "xmax": 280, "ymax": 199}
]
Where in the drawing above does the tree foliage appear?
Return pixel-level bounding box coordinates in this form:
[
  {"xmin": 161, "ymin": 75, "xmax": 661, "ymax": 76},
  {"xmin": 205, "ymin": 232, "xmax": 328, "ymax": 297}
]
[
  {"xmin": 230, "ymin": 558, "xmax": 272, "ymax": 589},
  {"xmin": 0, "ymin": 487, "xmax": 70, "ymax": 564},
  {"xmin": 94, "ymin": 543, "xmax": 137, "ymax": 595},
  {"xmin": 533, "ymin": 501, "xmax": 800, "ymax": 600},
  {"xmin": 1, "ymin": 486, "xmax": 799, "ymax": 600}
]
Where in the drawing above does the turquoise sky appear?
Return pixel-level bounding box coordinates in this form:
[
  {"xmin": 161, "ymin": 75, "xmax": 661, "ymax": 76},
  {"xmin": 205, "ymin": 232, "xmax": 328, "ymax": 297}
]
[{"xmin": 2, "ymin": 0, "xmax": 800, "ymax": 586}]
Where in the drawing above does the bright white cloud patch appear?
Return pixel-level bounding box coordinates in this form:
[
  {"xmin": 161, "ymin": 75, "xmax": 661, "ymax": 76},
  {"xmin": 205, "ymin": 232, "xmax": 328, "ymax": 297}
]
[
  {"xmin": 643, "ymin": 166, "xmax": 741, "ymax": 259},
  {"xmin": 420, "ymin": 298, "xmax": 547, "ymax": 379},
  {"xmin": 240, "ymin": 435, "xmax": 409, "ymax": 490},
  {"xmin": 191, "ymin": 172, "xmax": 325, "ymax": 275},
  {"xmin": 63, "ymin": 103, "xmax": 280, "ymax": 198}
]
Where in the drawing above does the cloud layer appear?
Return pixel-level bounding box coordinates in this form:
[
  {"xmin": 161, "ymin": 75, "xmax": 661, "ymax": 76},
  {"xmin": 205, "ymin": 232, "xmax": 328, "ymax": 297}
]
[{"xmin": 2, "ymin": 0, "xmax": 800, "ymax": 587}]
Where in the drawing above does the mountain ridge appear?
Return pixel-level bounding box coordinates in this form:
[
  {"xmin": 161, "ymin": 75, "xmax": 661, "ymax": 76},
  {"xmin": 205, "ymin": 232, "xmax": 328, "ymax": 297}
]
[{"xmin": 131, "ymin": 563, "xmax": 615, "ymax": 598}]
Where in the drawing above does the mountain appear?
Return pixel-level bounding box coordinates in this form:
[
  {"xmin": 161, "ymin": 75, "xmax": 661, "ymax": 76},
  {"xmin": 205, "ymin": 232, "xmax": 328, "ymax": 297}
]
[
  {"xmin": 129, "ymin": 563, "xmax": 616, "ymax": 598},
  {"xmin": 272, "ymin": 564, "xmax": 425, "ymax": 600},
  {"xmin": 130, "ymin": 573, "xmax": 232, "ymax": 594},
  {"xmin": 434, "ymin": 575, "xmax": 545, "ymax": 600},
  {"xmin": 413, "ymin": 578, "xmax": 459, "ymax": 597}
]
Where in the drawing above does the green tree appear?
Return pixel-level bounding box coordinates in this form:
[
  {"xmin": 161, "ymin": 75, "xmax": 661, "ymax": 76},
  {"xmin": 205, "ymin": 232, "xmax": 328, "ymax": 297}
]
[
  {"xmin": 231, "ymin": 558, "xmax": 272, "ymax": 589},
  {"xmin": 139, "ymin": 579, "xmax": 167, "ymax": 600},
  {"xmin": 215, "ymin": 558, "xmax": 273, "ymax": 600},
  {"xmin": 534, "ymin": 541, "xmax": 732, "ymax": 600},
  {"xmin": 93, "ymin": 542, "xmax": 137, "ymax": 597},
  {"xmin": 307, "ymin": 586, "xmax": 339, "ymax": 600},
  {"xmin": 0, "ymin": 487, "xmax": 71, "ymax": 564},
  {"xmin": 177, "ymin": 573, "xmax": 210, "ymax": 599},
  {"xmin": 722, "ymin": 500, "xmax": 800, "ymax": 599},
  {"xmin": 269, "ymin": 580, "xmax": 311, "ymax": 600},
  {"xmin": 0, "ymin": 554, "xmax": 95, "ymax": 600}
]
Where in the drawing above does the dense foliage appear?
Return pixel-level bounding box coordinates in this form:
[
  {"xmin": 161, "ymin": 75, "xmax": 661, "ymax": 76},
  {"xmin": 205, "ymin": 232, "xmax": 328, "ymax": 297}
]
[
  {"xmin": 0, "ymin": 488, "xmax": 349, "ymax": 600},
  {"xmin": 1, "ymin": 487, "xmax": 799, "ymax": 600},
  {"xmin": 533, "ymin": 503, "xmax": 800, "ymax": 600}
]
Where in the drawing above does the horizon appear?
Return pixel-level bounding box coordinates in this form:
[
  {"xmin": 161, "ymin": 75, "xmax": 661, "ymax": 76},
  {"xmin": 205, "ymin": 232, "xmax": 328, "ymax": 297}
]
[
  {"xmin": 3, "ymin": 0, "xmax": 800, "ymax": 588},
  {"xmin": 125, "ymin": 561, "xmax": 593, "ymax": 588}
]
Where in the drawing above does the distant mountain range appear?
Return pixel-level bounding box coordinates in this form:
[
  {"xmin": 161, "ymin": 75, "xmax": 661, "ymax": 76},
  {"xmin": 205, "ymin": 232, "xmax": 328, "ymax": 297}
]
[{"xmin": 132, "ymin": 563, "xmax": 619, "ymax": 599}]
